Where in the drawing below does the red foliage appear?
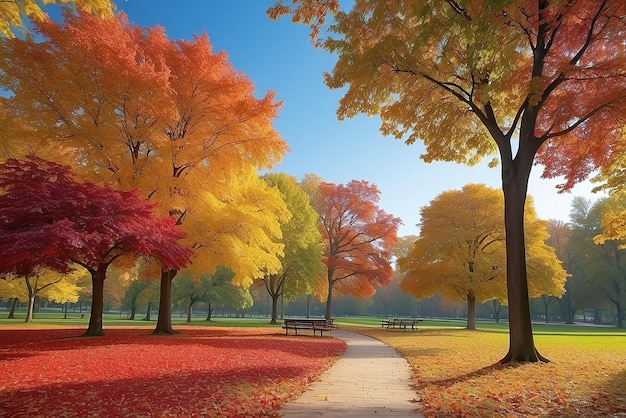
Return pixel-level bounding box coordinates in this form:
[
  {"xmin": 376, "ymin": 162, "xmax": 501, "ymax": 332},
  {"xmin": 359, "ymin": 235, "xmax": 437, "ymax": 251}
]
[
  {"xmin": 316, "ymin": 180, "xmax": 401, "ymax": 297},
  {"xmin": 0, "ymin": 157, "xmax": 192, "ymax": 275},
  {"xmin": 0, "ymin": 327, "xmax": 345, "ymax": 417}
]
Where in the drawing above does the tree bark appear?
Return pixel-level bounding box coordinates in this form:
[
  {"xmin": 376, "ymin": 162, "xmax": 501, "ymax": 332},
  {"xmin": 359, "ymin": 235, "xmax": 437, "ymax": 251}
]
[
  {"xmin": 466, "ymin": 292, "xmax": 476, "ymax": 330},
  {"xmin": 84, "ymin": 267, "xmax": 106, "ymax": 337},
  {"xmin": 153, "ymin": 269, "xmax": 177, "ymax": 334},
  {"xmin": 205, "ymin": 302, "xmax": 213, "ymax": 321},
  {"xmin": 143, "ymin": 301, "xmax": 152, "ymax": 321},
  {"xmin": 270, "ymin": 294, "xmax": 279, "ymax": 324},
  {"xmin": 325, "ymin": 272, "xmax": 334, "ymax": 321},
  {"xmin": 8, "ymin": 297, "xmax": 18, "ymax": 319},
  {"xmin": 499, "ymin": 147, "xmax": 547, "ymax": 363},
  {"xmin": 24, "ymin": 276, "xmax": 37, "ymax": 323},
  {"xmin": 186, "ymin": 302, "xmax": 192, "ymax": 323}
]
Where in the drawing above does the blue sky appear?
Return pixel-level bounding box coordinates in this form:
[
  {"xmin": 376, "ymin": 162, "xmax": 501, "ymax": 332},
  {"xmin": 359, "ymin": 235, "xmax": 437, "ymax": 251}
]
[{"xmin": 112, "ymin": 0, "xmax": 602, "ymax": 236}]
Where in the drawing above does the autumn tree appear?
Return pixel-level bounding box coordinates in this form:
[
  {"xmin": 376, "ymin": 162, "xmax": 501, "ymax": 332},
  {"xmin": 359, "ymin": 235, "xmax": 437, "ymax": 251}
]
[
  {"xmin": 0, "ymin": 11, "xmax": 289, "ymax": 334},
  {"xmin": 173, "ymin": 267, "xmax": 252, "ymax": 322},
  {"xmin": 2, "ymin": 268, "xmax": 82, "ymax": 322},
  {"xmin": 399, "ymin": 184, "xmax": 566, "ymax": 330},
  {"xmin": 546, "ymin": 219, "xmax": 579, "ymax": 324},
  {"xmin": 0, "ymin": 157, "xmax": 191, "ymax": 336},
  {"xmin": 260, "ymin": 173, "xmax": 324, "ymax": 324},
  {"xmin": 573, "ymin": 195, "xmax": 626, "ymax": 327},
  {"xmin": 269, "ymin": 0, "xmax": 626, "ymax": 362},
  {"xmin": 308, "ymin": 179, "xmax": 400, "ymax": 320}
]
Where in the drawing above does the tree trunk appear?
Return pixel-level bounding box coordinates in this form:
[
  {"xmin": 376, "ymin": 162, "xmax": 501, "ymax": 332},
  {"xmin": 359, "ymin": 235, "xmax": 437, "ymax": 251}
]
[
  {"xmin": 129, "ymin": 303, "xmax": 136, "ymax": 320},
  {"xmin": 84, "ymin": 267, "xmax": 106, "ymax": 337},
  {"xmin": 154, "ymin": 269, "xmax": 177, "ymax": 334},
  {"xmin": 559, "ymin": 291, "xmax": 575, "ymax": 324},
  {"xmin": 325, "ymin": 273, "xmax": 334, "ymax": 321},
  {"xmin": 8, "ymin": 298, "xmax": 18, "ymax": 319},
  {"xmin": 205, "ymin": 302, "xmax": 213, "ymax": 321},
  {"xmin": 63, "ymin": 302, "xmax": 69, "ymax": 319},
  {"xmin": 466, "ymin": 292, "xmax": 476, "ymax": 330},
  {"xmin": 143, "ymin": 301, "xmax": 152, "ymax": 321},
  {"xmin": 270, "ymin": 294, "xmax": 279, "ymax": 324},
  {"xmin": 24, "ymin": 276, "xmax": 37, "ymax": 323},
  {"xmin": 186, "ymin": 302, "xmax": 192, "ymax": 323},
  {"xmin": 500, "ymin": 147, "xmax": 546, "ymax": 363},
  {"xmin": 594, "ymin": 308, "xmax": 603, "ymax": 325}
]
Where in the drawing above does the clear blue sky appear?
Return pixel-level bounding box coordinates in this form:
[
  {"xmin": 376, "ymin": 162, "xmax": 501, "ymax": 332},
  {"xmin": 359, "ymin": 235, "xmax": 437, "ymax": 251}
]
[{"xmin": 111, "ymin": 0, "xmax": 601, "ymax": 236}]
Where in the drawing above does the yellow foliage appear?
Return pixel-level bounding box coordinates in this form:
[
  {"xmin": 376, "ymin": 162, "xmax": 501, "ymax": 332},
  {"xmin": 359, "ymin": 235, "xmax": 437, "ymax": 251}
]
[
  {"xmin": 399, "ymin": 184, "xmax": 567, "ymax": 303},
  {"xmin": 594, "ymin": 191, "xmax": 626, "ymax": 247},
  {"xmin": 0, "ymin": 0, "xmax": 114, "ymax": 37},
  {"xmin": 183, "ymin": 167, "xmax": 289, "ymax": 288}
]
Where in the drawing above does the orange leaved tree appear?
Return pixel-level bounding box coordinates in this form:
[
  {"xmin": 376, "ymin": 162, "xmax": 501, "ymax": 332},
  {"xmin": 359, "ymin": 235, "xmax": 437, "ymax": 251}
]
[
  {"xmin": 0, "ymin": 12, "xmax": 288, "ymax": 334},
  {"xmin": 308, "ymin": 179, "xmax": 401, "ymax": 320},
  {"xmin": 270, "ymin": 0, "xmax": 626, "ymax": 362}
]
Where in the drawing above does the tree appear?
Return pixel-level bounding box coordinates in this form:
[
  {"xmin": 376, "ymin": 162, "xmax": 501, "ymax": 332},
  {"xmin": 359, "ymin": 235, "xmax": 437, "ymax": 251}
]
[
  {"xmin": 575, "ymin": 194, "xmax": 626, "ymax": 327},
  {"xmin": 546, "ymin": 219, "xmax": 578, "ymax": 324},
  {"xmin": 260, "ymin": 173, "xmax": 324, "ymax": 324},
  {"xmin": 18, "ymin": 268, "xmax": 82, "ymax": 322},
  {"xmin": 173, "ymin": 267, "xmax": 252, "ymax": 322},
  {"xmin": 0, "ymin": 157, "xmax": 191, "ymax": 335},
  {"xmin": 0, "ymin": 0, "xmax": 113, "ymax": 37},
  {"xmin": 269, "ymin": 0, "xmax": 626, "ymax": 362},
  {"xmin": 309, "ymin": 179, "xmax": 400, "ymax": 320},
  {"xmin": 399, "ymin": 184, "xmax": 566, "ymax": 330},
  {"xmin": 0, "ymin": 11, "xmax": 289, "ymax": 334}
]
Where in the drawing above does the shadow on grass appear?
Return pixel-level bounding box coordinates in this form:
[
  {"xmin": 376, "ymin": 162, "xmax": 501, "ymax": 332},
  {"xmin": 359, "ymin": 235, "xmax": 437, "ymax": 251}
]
[{"xmin": 601, "ymin": 368, "xmax": 626, "ymax": 414}]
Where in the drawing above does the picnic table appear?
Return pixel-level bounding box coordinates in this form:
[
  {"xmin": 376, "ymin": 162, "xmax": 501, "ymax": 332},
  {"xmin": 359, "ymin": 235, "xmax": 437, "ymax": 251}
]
[
  {"xmin": 282, "ymin": 318, "xmax": 337, "ymax": 336},
  {"xmin": 381, "ymin": 318, "xmax": 422, "ymax": 331}
]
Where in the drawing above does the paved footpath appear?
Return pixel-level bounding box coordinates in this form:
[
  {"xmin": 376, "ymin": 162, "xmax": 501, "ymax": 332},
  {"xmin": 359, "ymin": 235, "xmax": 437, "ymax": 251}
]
[{"xmin": 281, "ymin": 330, "xmax": 425, "ymax": 417}]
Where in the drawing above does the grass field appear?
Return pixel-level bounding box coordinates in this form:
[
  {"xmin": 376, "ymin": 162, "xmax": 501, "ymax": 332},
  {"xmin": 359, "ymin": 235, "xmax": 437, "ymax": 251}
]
[{"xmin": 2, "ymin": 314, "xmax": 625, "ymax": 416}]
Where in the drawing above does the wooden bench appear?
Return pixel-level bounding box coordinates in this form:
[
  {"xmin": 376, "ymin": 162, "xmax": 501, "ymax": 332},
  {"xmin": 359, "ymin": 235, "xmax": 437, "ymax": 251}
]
[
  {"xmin": 381, "ymin": 318, "xmax": 421, "ymax": 331},
  {"xmin": 283, "ymin": 318, "xmax": 337, "ymax": 336}
]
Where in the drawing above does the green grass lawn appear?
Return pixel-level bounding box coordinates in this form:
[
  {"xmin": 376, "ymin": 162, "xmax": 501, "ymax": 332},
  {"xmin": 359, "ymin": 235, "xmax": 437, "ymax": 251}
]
[
  {"xmin": 0, "ymin": 311, "xmax": 284, "ymax": 328},
  {"xmin": 3, "ymin": 312, "xmax": 625, "ymax": 335}
]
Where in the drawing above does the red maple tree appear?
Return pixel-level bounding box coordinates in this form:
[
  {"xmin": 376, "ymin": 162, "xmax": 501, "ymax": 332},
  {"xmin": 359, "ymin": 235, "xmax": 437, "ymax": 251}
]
[
  {"xmin": 311, "ymin": 180, "xmax": 401, "ymax": 320},
  {"xmin": 0, "ymin": 157, "xmax": 192, "ymax": 336}
]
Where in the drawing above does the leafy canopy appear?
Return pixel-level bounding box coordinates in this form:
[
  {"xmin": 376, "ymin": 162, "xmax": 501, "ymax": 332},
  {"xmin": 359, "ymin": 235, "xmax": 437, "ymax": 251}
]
[
  {"xmin": 0, "ymin": 156, "xmax": 192, "ymax": 277},
  {"xmin": 0, "ymin": 11, "xmax": 289, "ymax": 286},
  {"xmin": 0, "ymin": 0, "xmax": 113, "ymax": 37},
  {"xmin": 399, "ymin": 183, "xmax": 566, "ymax": 303}
]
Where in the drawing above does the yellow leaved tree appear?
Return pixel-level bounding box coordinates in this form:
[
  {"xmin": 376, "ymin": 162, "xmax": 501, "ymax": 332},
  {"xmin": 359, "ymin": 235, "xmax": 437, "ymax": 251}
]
[
  {"xmin": 0, "ymin": 268, "xmax": 83, "ymax": 322},
  {"xmin": 0, "ymin": 0, "xmax": 113, "ymax": 37},
  {"xmin": 399, "ymin": 184, "xmax": 566, "ymax": 330}
]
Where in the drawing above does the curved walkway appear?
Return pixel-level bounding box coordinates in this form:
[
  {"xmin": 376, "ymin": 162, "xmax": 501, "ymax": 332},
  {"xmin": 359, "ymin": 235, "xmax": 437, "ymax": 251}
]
[{"xmin": 281, "ymin": 330, "xmax": 425, "ymax": 417}]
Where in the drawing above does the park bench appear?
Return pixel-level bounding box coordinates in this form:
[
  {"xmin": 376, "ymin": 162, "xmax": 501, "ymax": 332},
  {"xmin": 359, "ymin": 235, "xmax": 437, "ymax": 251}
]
[
  {"xmin": 283, "ymin": 318, "xmax": 337, "ymax": 336},
  {"xmin": 381, "ymin": 318, "xmax": 421, "ymax": 331}
]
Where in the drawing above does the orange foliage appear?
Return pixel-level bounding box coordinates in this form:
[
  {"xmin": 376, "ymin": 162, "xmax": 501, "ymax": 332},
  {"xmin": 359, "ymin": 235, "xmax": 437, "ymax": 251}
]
[{"xmin": 310, "ymin": 180, "xmax": 401, "ymax": 318}]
